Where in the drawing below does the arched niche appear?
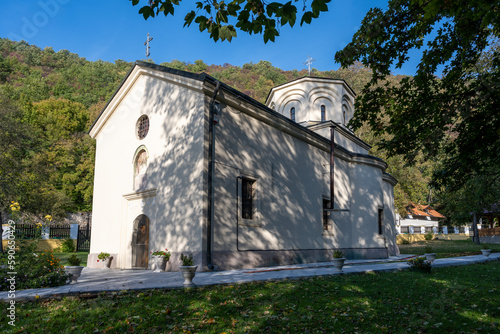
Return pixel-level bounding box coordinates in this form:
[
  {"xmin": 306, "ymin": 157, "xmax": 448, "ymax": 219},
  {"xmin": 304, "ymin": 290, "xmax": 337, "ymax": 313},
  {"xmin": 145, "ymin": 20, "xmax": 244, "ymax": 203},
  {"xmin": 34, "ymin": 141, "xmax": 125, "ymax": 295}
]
[{"xmin": 132, "ymin": 145, "xmax": 149, "ymax": 190}]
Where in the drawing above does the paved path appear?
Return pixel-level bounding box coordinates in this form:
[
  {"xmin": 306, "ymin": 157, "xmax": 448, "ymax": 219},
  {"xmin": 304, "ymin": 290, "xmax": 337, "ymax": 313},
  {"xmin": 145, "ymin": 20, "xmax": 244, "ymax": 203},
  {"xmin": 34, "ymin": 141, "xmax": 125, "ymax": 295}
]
[{"xmin": 2, "ymin": 253, "xmax": 498, "ymax": 302}]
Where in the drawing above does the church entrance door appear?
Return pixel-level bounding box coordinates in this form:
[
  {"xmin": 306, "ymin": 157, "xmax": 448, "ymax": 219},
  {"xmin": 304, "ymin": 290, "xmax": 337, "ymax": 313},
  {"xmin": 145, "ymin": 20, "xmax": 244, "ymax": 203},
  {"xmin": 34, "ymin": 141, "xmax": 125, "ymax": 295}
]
[{"xmin": 132, "ymin": 214, "xmax": 149, "ymax": 268}]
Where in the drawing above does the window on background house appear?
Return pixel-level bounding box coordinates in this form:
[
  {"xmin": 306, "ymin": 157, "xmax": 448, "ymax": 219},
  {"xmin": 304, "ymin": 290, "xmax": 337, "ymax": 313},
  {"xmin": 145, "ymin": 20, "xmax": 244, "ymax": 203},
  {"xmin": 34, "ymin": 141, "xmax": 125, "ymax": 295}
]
[
  {"xmin": 321, "ymin": 105, "xmax": 326, "ymax": 122},
  {"xmin": 242, "ymin": 178, "xmax": 255, "ymax": 219},
  {"xmin": 290, "ymin": 107, "xmax": 296, "ymax": 122},
  {"xmin": 323, "ymin": 198, "xmax": 331, "ymax": 230},
  {"xmin": 378, "ymin": 208, "xmax": 384, "ymax": 235}
]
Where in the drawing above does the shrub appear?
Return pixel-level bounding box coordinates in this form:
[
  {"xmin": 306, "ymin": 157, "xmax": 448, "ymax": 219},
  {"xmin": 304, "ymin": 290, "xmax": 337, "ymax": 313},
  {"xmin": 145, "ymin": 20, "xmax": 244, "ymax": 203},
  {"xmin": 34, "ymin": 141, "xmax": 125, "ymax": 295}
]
[
  {"xmin": 0, "ymin": 251, "xmax": 70, "ymax": 291},
  {"xmin": 67, "ymin": 254, "xmax": 81, "ymax": 266},
  {"xmin": 407, "ymin": 256, "xmax": 432, "ymax": 273},
  {"xmin": 332, "ymin": 250, "xmax": 344, "ymax": 258},
  {"xmin": 400, "ymin": 238, "xmax": 410, "ymax": 245},
  {"xmin": 98, "ymin": 252, "xmax": 110, "ymax": 260},
  {"xmin": 151, "ymin": 249, "xmax": 171, "ymax": 261},
  {"xmin": 180, "ymin": 253, "xmax": 194, "ymax": 266},
  {"xmin": 424, "ymin": 245, "xmax": 433, "ymax": 253},
  {"xmin": 424, "ymin": 232, "xmax": 433, "ymax": 241},
  {"xmin": 61, "ymin": 239, "xmax": 75, "ymax": 253}
]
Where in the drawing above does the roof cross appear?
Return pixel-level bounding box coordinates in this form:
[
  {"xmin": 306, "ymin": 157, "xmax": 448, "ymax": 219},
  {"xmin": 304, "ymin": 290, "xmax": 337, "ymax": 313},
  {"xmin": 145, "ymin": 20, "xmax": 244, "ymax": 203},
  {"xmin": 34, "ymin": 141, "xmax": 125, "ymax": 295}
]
[
  {"xmin": 144, "ymin": 33, "xmax": 153, "ymax": 58},
  {"xmin": 304, "ymin": 55, "xmax": 316, "ymax": 76}
]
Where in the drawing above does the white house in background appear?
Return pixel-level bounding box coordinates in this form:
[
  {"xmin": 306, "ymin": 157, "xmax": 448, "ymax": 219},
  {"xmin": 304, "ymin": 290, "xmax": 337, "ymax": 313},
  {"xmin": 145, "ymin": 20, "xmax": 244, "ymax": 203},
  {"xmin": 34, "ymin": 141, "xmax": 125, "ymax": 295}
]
[
  {"xmin": 87, "ymin": 61, "xmax": 399, "ymax": 271},
  {"xmin": 396, "ymin": 202, "xmax": 446, "ymax": 234}
]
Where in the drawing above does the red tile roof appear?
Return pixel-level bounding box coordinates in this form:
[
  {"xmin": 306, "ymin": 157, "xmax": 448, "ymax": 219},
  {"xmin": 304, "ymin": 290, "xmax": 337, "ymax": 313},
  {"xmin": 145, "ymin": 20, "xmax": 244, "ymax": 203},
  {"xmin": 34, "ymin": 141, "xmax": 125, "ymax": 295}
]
[{"xmin": 406, "ymin": 202, "xmax": 446, "ymax": 219}]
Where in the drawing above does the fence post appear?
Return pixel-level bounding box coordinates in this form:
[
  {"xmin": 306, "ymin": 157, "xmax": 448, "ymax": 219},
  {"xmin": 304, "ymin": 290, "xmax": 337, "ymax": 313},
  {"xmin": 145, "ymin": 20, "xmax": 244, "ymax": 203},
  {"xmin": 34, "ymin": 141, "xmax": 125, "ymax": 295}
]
[{"xmin": 70, "ymin": 224, "xmax": 79, "ymax": 240}]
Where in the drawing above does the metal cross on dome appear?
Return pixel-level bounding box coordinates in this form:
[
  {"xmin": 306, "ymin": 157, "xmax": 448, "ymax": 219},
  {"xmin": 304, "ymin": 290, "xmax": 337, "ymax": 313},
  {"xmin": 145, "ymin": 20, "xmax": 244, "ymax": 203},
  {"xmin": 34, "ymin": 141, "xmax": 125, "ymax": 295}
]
[
  {"xmin": 304, "ymin": 55, "xmax": 316, "ymax": 76},
  {"xmin": 144, "ymin": 33, "xmax": 153, "ymax": 58}
]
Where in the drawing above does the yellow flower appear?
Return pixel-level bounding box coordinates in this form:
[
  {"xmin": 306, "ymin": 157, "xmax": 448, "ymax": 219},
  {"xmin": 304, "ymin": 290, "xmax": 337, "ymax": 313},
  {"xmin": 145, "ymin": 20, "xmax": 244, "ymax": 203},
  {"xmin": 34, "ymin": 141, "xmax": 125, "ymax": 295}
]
[
  {"xmin": 44, "ymin": 214, "xmax": 52, "ymax": 222},
  {"xmin": 9, "ymin": 201, "xmax": 20, "ymax": 212}
]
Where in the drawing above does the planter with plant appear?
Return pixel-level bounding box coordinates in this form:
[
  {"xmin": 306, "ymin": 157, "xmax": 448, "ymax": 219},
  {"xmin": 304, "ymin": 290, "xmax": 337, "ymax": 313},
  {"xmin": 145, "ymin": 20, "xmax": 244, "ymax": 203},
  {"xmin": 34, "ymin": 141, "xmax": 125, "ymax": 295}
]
[
  {"xmin": 332, "ymin": 250, "xmax": 346, "ymax": 271},
  {"xmin": 150, "ymin": 249, "xmax": 171, "ymax": 272},
  {"xmin": 407, "ymin": 256, "xmax": 432, "ymax": 273},
  {"xmin": 97, "ymin": 252, "xmax": 111, "ymax": 269},
  {"xmin": 179, "ymin": 253, "xmax": 197, "ymax": 286},
  {"xmin": 480, "ymin": 245, "xmax": 491, "ymax": 257},
  {"xmin": 65, "ymin": 254, "xmax": 84, "ymax": 283},
  {"xmin": 424, "ymin": 246, "xmax": 436, "ymax": 262}
]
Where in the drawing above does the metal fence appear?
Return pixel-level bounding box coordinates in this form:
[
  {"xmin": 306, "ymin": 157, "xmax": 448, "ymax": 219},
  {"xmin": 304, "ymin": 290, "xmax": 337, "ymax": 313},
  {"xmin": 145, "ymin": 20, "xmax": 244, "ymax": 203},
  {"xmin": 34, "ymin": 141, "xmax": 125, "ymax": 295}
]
[
  {"xmin": 399, "ymin": 225, "xmax": 471, "ymax": 235},
  {"xmin": 15, "ymin": 223, "xmax": 38, "ymax": 239},
  {"xmin": 49, "ymin": 224, "xmax": 71, "ymax": 239}
]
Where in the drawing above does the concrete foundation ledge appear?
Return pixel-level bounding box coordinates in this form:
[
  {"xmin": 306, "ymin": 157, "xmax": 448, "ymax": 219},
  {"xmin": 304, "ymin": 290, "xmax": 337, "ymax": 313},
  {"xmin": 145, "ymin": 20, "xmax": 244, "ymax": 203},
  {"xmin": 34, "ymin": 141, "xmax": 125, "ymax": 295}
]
[{"xmin": 212, "ymin": 248, "xmax": 389, "ymax": 271}]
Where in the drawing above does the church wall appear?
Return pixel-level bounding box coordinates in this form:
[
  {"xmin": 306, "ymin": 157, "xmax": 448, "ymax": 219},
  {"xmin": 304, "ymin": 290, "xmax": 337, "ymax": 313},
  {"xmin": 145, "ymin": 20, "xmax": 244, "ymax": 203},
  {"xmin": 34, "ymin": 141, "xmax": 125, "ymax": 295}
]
[
  {"xmin": 89, "ymin": 71, "xmax": 207, "ymax": 269},
  {"xmin": 211, "ymin": 102, "xmax": 328, "ymax": 269},
  {"xmin": 210, "ymin": 98, "xmax": 390, "ymax": 268},
  {"xmin": 341, "ymin": 161, "xmax": 387, "ymax": 259},
  {"xmin": 383, "ymin": 178, "xmax": 400, "ymax": 256}
]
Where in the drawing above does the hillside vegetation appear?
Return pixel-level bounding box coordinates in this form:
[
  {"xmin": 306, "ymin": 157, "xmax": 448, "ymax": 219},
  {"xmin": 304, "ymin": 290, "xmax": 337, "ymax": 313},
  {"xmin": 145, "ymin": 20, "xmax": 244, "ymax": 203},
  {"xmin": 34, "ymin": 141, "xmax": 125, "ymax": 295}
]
[{"xmin": 0, "ymin": 38, "xmax": 432, "ymax": 219}]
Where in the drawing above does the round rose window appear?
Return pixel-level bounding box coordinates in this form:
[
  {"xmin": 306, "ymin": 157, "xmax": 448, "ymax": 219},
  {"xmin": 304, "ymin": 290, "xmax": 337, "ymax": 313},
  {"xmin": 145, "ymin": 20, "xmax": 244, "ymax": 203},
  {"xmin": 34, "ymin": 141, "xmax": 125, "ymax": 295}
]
[{"xmin": 136, "ymin": 115, "xmax": 149, "ymax": 140}]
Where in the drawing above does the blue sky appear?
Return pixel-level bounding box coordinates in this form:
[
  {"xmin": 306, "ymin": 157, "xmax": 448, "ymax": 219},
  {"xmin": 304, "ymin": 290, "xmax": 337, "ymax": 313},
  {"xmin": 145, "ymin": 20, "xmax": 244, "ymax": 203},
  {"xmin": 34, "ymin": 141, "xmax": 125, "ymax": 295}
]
[{"xmin": 0, "ymin": 0, "xmax": 421, "ymax": 75}]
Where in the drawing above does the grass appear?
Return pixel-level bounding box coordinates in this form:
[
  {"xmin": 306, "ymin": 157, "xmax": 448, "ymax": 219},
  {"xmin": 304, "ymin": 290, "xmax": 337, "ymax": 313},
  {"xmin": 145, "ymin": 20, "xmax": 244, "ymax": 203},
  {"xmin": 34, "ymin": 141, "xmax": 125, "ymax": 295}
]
[
  {"xmin": 2, "ymin": 261, "xmax": 499, "ymax": 333},
  {"xmin": 53, "ymin": 252, "xmax": 89, "ymax": 267},
  {"xmin": 398, "ymin": 239, "xmax": 499, "ymax": 259}
]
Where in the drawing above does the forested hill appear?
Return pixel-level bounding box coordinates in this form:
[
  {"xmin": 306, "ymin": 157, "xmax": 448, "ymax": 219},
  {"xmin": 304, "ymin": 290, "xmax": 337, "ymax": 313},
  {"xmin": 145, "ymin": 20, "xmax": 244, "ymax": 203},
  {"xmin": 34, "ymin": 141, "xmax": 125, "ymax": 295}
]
[{"xmin": 1, "ymin": 38, "xmax": 425, "ymax": 219}]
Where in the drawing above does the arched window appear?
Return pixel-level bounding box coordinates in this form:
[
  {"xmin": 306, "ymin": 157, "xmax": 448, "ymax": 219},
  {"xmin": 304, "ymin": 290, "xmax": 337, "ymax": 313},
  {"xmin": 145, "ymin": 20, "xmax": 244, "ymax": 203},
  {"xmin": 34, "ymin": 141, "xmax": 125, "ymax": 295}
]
[
  {"xmin": 342, "ymin": 104, "xmax": 348, "ymax": 126},
  {"xmin": 290, "ymin": 107, "xmax": 296, "ymax": 122},
  {"xmin": 321, "ymin": 105, "xmax": 326, "ymax": 122},
  {"xmin": 134, "ymin": 148, "xmax": 148, "ymax": 189}
]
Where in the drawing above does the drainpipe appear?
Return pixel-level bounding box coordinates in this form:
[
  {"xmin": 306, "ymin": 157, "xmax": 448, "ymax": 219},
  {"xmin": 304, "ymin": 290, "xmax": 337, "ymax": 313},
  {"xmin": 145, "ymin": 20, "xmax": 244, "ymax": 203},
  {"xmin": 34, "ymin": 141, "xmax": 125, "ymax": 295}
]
[
  {"xmin": 207, "ymin": 80, "xmax": 221, "ymax": 270},
  {"xmin": 330, "ymin": 124, "xmax": 336, "ymax": 209}
]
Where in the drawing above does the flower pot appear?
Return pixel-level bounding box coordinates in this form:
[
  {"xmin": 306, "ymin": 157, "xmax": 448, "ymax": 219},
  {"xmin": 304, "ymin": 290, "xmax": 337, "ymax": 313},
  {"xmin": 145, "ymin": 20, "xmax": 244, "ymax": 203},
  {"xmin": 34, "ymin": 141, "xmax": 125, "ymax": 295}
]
[
  {"xmin": 101, "ymin": 257, "xmax": 111, "ymax": 269},
  {"xmin": 65, "ymin": 266, "xmax": 84, "ymax": 284},
  {"xmin": 332, "ymin": 258, "xmax": 346, "ymax": 271},
  {"xmin": 425, "ymin": 253, "xmax": 436, "ymax": 262},
  {"xmin": 151, "ymin": 255, "xmax": 167, "ymax": 272},
  {"xmin": 481, "ymin": 249, "xmax": 491, "ymax": 257},
  {"xmin": 179, "ymin": 265, "xmax": 198, "ymax": 287}
]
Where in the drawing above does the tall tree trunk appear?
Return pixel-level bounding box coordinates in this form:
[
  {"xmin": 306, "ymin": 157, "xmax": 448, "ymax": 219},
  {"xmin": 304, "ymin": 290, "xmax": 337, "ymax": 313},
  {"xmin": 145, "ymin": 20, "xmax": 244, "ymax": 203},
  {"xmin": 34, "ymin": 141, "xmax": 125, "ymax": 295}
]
[{"xmin": 472, "ymin": 212, "xmax": 480, "ymax": 244}]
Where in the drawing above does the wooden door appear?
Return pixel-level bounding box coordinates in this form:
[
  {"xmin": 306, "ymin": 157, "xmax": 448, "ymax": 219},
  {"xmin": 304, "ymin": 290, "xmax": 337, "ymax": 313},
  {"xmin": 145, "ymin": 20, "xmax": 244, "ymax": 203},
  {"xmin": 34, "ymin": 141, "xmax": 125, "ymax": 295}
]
[{"xmin": 132, "ymin": 215, "xmax": 149, "ymax": 268}]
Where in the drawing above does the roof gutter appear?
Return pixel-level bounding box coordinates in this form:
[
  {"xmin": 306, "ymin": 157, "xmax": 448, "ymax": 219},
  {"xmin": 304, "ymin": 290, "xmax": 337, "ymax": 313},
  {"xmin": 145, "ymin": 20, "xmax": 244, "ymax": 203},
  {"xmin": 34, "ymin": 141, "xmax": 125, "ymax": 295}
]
[{"xmin": 207, "ymin": 80, "xmax": 221, "ymax": 271}]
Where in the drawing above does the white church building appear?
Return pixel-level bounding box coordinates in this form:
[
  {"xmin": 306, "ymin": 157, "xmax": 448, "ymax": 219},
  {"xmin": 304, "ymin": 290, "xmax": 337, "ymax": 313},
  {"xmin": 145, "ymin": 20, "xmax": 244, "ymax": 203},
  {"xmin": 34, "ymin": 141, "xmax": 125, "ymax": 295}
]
[{"xmin": 88, "ymin": 61, "xmax": 399, "ymax": 271}]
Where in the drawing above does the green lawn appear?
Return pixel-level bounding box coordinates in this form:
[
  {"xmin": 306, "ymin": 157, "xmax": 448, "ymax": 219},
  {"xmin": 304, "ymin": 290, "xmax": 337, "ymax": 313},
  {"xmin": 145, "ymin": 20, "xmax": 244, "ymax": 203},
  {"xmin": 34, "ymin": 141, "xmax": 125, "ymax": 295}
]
[
  {"xmin": 2, "ymin": 261, "xmax": 499, "ymax": 333},
  {"xmin": 54, "ymin": 252, "xmax": 89, "ymax": 267},
  {"xmin": 398, "ymin": 239, "xmax": 499, "ymax": 259}
]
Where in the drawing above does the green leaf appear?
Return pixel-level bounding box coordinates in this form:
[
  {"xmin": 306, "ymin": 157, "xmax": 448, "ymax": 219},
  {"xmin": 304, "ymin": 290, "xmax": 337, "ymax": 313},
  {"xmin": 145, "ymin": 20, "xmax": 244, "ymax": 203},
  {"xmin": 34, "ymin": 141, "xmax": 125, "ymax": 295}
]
[
  {"xmin": 184, "ymin": 11, "xmax": 196, "ymax": 27},
  {"xmin": 138, "ymin": 6, "xmax": 155, "ymax": 19},
  {"xmin": 131, "ymin": 0, "xmax": 139, "ymax": 6},
  {"xmin": 300, "ymin": 12, "xmax": 314, "ymax": 25}
]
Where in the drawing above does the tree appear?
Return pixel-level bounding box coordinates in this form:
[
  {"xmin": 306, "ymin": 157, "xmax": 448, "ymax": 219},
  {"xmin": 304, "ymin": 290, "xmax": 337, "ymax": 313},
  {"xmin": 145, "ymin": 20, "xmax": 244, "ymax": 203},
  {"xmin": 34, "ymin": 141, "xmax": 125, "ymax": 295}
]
[
  {"xmin": 130, "ymin": 0, "xmax": 331, "ymax": 43},
  {"xmin": 0, "ymin": 97, "xmax": 33, "ymax": 211},
  {"xmin": 335, "ymin": 0, "xmax": 500, "ymax": 190},
  {"xmin": 437, "ymin": 170, "xmax": 500, "ymax": 243}
]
